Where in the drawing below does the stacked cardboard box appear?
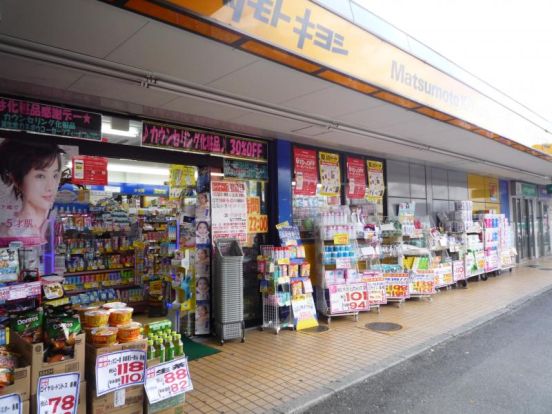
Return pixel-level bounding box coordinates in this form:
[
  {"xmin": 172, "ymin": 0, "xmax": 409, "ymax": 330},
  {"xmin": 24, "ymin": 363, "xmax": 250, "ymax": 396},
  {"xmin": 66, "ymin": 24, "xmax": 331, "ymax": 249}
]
[
  {"xmin": 11, "ymin": 332, "xmax": 86, "ymax": 413},
  {"xmin": 0, "ymin": 365, "xmax": 30, "ymax": 414},
  {"xmin": 144, "ymin": 357, "xmax": 186, "ymax": 414},
  {"xmin": 85, "ymin": 339, "xmax": 147, "ymax": 414}
]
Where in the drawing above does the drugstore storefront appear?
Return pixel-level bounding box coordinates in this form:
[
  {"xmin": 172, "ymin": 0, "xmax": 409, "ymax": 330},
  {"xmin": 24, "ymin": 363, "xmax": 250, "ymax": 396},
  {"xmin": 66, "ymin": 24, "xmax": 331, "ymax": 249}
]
[{"xmin": 0, "ymin": 95, "xmax": 271, "ymax": 333}]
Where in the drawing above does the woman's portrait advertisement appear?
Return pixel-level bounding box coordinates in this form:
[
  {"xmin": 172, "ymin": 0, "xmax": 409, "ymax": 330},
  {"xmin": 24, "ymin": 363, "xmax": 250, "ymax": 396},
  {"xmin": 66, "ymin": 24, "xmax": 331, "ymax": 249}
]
[{"xmin": 0, "ymin": 138, "xmax": 65, "ymax": 246}]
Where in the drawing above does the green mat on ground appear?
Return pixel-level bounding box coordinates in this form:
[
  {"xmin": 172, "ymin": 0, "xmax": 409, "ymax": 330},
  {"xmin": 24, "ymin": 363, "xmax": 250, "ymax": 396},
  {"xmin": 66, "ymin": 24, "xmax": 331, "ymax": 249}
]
[{"xmin": 183, "ymin": 336, "xmax": 220, "ymax": 361}]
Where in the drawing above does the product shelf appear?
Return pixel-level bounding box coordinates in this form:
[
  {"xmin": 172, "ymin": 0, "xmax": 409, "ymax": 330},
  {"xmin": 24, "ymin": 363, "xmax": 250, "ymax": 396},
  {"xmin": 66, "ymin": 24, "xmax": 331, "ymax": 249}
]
[{"xmin": 63, "ymin": 267, "xmax": 135, "ymax": 276}]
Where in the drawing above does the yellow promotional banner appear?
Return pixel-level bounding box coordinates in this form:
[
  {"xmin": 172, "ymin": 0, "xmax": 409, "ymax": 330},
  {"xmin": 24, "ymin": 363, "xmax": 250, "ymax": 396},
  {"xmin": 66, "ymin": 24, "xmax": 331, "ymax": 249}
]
[
  {"xmin": 366, "ymin": 160, "xmax": 384, "ymax": 203},
  {"xmin": 319, "ymin": 151, "xmax": 340, "ymax": 197},
  {"xmin": 161, "ymin": 0, "xmax": 549, "ymax": 149}
]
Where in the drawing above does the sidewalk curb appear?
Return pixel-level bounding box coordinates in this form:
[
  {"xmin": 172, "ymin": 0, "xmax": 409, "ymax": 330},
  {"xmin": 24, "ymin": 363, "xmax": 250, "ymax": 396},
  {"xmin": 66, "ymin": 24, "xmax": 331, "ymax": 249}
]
[{"xmin": 272, "ymin": 283, "xmax": 552, "ymax": 414}]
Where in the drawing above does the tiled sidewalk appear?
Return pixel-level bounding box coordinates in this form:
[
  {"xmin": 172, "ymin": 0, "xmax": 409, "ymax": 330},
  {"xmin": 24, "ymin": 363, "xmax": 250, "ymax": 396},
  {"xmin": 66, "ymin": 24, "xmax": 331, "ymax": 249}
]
[{"xmin": 185, "ymin": 259, "xmax": 552, "ymax": 414}]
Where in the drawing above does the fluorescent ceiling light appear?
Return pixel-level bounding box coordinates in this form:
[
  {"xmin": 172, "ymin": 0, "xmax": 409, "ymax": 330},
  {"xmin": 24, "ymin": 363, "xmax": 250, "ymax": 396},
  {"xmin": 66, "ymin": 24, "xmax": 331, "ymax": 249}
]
[
  {"xmin": 107, "ymin": 163, "xmax": 169, "ymax": 176},
  {"xmin": 102, "ymin": 123, "xmax": 141, "ymax": 138}
]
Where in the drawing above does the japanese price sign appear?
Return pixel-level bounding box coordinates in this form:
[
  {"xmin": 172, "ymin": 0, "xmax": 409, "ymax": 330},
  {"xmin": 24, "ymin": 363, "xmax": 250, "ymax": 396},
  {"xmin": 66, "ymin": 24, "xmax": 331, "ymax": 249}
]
[
  {"xmin": 453, "ymin": 260, "xmax": 466, "ymax": 281},
  {"xmin": 37, "ymin": 372, "xmax": 80, "ymax": 414},
  {"xmin": 144, "ymin": 357, "xmax": 193, "ymax": 404},
  {"xmin": 0, "ymin": 393, "xmax": 21, "ymax": 414},
  {"xmin": 211, "ymin": 181, "xmax": 248, "ymax": 244},
  {"xmin": 328, "ymin": 283, "xmax": 368, "ymax": 313},
  {"xmin": 333, "ymin": 233, "xmax": 349, "ymax": 245},
  {"xmin": 409, "ymin": 272, "xmax": 436, "ymax": 295},
  {"xmin": 362, "ymin": 272, "xmax": 387, "ymax": 305},
  {"xmin": 335, "ymin": 257, "xmax": 352, "ymax": 269},
  {"xmin": 95, "ymin": 350, "xmax": 146, "ymax": 396},
  {"xmin": 384, "ymin": 274, "xmax": 410, "ymax": 300}
]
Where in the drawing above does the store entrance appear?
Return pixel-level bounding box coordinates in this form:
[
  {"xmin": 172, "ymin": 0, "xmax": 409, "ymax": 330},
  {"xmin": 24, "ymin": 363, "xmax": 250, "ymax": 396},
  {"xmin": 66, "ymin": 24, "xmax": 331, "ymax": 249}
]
[
  {"xmin": 513, "ymin": 197, "xmax": 536, "ymax": 261},
  {"xmin": 51, "ymin": 154, "xmax": 265, "ymax": 334},
  {"xmin": 537, "ymin": 201, "xmax": 551, "ymax": 257}
]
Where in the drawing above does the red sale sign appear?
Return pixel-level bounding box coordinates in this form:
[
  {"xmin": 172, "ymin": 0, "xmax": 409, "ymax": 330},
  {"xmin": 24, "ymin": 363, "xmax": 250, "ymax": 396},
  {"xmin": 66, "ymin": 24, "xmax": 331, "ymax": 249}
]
[
  {"xmin": 37, "ymin": 372, "xmax": 80, "ymax": 414},
  {"xmin": 144, "ymin": 357, "xmax": 193, "ymax": 404},
  {"xmin": 346, "ymin": 156, "xmax": 366, "ymax": 199},
  {"xmin": 95, "ymin": 350, "xmax": 146, "ymax": 396},
  {"xmin": 72, "ymin": 155, "xmax": 108, "ymax": 185},
  {"xmin": 293, "ymin": 147, "xmax": 318, "ymax": 196}
]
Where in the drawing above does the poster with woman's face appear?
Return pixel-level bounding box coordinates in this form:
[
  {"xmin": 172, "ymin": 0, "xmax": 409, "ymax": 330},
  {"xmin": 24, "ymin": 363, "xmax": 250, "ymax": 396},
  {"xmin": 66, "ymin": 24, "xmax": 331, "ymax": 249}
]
[{"xmin": 0, "ymin": 138, "xmax": 66, "ymax": 247}]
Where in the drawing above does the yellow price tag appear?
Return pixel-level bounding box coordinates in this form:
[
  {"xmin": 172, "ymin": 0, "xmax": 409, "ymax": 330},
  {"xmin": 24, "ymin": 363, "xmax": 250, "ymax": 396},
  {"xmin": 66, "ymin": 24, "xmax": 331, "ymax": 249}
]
[
  {"xmin": 278, "ymin": 258, "xmax": 290, "ymax": 265},
  {"xmin": 333, "ymin": 233, "xmax": 350, "ymax": 245}
]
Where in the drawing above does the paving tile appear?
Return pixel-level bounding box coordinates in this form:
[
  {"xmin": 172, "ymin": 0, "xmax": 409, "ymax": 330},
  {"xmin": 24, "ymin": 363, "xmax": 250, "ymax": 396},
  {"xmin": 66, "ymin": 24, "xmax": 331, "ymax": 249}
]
[{"xmin": 182, "ymin": 262, "xmax": 552, "ymax": 413}]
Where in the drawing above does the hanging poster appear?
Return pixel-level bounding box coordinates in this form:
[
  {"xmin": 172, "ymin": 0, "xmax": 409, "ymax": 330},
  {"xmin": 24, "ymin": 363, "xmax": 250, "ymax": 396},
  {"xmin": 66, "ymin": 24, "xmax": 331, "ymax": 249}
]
[
  {"xmin": 319, "ymin": 152, "xmax": 340, "ymax": 196},
  {"xmin": 0, "ymin": 138, "xmax": 67, "ymax": 247},
  {"xmin": 71, "ymin": 156, "xmax": 108, "ymax": 185},
  {"xmin": 293, "ymin": 147, "xmax": 317, "ymax": 196},
  {"xmin": 291, "ymin": 294, "xmax": 318, "ymax": 330},
  {"xmin": 346, "ymin": 156, "xmax": 366, "ymax": 199},
  {"xmin": 366, "ymin": 160, "xmax": 385, "ymax": 202},
  {"xmin": 211, "ymin": 181, "xmax": 247, "ymax": 244}
]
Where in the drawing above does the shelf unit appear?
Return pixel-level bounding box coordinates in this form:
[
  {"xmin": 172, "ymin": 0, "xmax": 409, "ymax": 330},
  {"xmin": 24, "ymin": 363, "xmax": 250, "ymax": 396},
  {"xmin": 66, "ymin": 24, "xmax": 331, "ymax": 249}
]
[{"xmin": 314, "ymin": 207, "xmax": 363, "ymax": 324}]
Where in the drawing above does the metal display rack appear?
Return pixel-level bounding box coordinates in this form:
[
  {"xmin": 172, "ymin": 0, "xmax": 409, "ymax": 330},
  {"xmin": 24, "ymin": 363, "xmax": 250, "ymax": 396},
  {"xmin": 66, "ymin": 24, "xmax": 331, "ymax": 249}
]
[
  {"xmin": 213, "ymin": 239, "xmax": 245, "ymax": 345},
  {"xmin": 314, "ymin": 206, "xmax": 361, "ymax": 325}
]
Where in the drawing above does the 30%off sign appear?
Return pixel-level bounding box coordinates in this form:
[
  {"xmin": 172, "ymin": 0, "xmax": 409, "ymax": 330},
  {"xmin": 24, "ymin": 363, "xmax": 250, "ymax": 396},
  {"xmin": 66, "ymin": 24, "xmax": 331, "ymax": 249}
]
[
  {"xmin": 144, "ymin": 357, "xmax": 193, "ymax": 404},
  {"xmin": 95, "ymin": 350, "xmax": 146, "ymax": 396},
  {"xmin": 37, "ymin": 372, "xmax": 80, "ymax": 414}
]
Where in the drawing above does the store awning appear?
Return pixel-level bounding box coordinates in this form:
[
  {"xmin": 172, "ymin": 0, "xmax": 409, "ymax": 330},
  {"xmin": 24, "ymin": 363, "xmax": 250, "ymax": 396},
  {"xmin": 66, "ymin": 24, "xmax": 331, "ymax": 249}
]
[{"xmin": 0, "ymin": 0, "xmax": 550, "ymax": 183}]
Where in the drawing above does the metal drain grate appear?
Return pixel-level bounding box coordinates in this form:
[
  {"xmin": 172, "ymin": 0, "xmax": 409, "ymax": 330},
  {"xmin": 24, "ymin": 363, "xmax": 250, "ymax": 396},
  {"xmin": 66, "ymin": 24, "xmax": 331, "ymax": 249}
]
[
  {"xmin": 539, "ymin": 268, "xmax": 552, "ymax": 271},
  {"xmin": 301, "ymin": 326, "xmax": 330, "ymax": 333},
  {"xmin": 366, "ymin": 322, "xmax": 402, "ymax": 332},
  {"xmin": 528, "ymin": 265, "xmax": 540, "ymax": 268}
]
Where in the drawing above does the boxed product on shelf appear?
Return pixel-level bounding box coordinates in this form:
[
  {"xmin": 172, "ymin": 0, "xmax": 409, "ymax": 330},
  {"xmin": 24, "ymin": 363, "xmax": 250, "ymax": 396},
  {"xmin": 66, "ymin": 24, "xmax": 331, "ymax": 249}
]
[
  {"xmin": 10, "ymin": 331, "xmax": 85, "ymax": 396},
  {"xmin": 0, "ymin": 365, "xmax": 30, "ymax": 401},
  {"xmin": 144, "ymin": 356, "xmax": 189, "ymax": 414}
]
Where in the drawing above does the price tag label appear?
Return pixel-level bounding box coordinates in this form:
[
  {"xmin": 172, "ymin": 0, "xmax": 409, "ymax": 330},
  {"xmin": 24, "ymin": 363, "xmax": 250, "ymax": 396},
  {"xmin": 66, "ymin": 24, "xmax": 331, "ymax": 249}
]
[
  {"xmin": 0, "ymin": 393, "xmax": 22, "ymax": 414},
  {"xmin": 144, "ymin": 357, "xmax": 193, "ymax": 404},
  {"xmin": 333, "ymin": 233, "xmax": 349, "ymax": 245},
  {"xmin": 277, "ymin": 258, "xmax": 290, "ymax": 265},
  {"xmin": 37, "ymin": 372, "xmax": 80, "ymax": 414},
  {"xmin": 335, "ymin": 257, "xmax": 351, "ymax": 269},
  {"xmin": 95, "ymin": 350, "xmax": 146, "ymax": 396}
]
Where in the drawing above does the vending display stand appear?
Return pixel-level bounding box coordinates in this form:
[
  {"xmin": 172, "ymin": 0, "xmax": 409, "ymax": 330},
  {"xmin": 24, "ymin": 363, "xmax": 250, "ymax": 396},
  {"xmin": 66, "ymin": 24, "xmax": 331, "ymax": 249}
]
[{"xmin": 499, "ymin": 217, "xmax": 517, "ymax": 272}]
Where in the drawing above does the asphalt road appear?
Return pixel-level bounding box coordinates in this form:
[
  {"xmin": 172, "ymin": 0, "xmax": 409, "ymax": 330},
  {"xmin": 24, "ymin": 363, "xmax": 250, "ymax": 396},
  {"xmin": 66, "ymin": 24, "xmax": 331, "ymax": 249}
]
[{"xmin": 305, "ymin": 287, "xmax": 552, "ymax": 414}]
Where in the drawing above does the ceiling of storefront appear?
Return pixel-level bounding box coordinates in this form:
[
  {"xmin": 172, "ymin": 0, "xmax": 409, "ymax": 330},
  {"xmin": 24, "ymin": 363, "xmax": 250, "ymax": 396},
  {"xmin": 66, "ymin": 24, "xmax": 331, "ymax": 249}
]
[{"xmin": 0, "ymin": 0, "xmax": 550, "ymax": 184}]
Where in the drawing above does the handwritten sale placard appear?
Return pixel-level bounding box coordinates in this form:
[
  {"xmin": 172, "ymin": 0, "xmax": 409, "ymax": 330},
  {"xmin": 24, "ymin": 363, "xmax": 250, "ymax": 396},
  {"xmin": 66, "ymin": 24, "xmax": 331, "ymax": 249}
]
[
  {"xmin": 37, "ymin": 372, "xmax": 80, "ymax": 414},
  {"xmin": 0, "ymin": 393, "xmax": 21, "ymax": 414},
  {"xmin": 145, "ymin": 357, "xmax": 193, "ymax": 404},
  {"xmin": 95, "ymin": 350, "xmax": 146, "ymax": 396}
]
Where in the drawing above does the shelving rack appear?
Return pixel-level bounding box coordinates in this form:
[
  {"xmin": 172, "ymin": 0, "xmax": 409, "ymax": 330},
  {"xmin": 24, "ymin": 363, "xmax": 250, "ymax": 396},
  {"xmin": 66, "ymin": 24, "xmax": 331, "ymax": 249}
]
[{"xmin": 314, "ymin": 206, "xmax": 361, "ymax": 324}]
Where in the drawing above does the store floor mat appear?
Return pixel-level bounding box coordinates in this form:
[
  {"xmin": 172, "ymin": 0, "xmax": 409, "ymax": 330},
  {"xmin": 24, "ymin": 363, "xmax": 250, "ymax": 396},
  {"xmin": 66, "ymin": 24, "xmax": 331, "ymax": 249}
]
[{"xmin": 183, "ymin": 336, "xmax": 221, "ymax": 361}]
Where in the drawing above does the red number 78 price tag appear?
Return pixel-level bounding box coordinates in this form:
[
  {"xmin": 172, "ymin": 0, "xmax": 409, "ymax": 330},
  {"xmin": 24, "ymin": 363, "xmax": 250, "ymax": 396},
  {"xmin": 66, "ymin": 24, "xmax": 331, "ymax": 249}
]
[
  {"xmin": 145, "ymin": 357, "xmax": 193, "ymax": 404},
  {"xmin": 37, "ymin": 372, "xmax": 80, "ymax": 414}
]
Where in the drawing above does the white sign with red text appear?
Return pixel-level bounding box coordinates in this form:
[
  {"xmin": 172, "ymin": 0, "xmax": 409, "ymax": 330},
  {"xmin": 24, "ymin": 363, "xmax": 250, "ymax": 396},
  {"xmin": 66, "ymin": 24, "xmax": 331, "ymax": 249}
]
[
  {"xmin": 37, "ymin": 372, "xmax": 80, "ymax": 414},
  {"xmin": 144, "ymin": 357, "xmax": 193, "ymax": 404},
  {"xmin": 95, "ymin": 350, "xmax": 146, "ymax": 396}
]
